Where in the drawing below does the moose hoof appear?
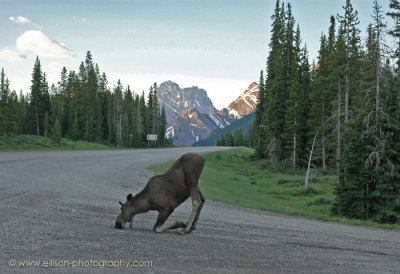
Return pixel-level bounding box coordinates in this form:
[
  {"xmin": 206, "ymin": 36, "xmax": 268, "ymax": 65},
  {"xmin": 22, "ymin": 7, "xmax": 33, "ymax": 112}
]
[
  {"xmin": 176, "ymin": 229, "xmax": 189, "ymax": 235},
  {"xmin": 175, "ymin": 221, "xmax": 187, "ymax": 229}
]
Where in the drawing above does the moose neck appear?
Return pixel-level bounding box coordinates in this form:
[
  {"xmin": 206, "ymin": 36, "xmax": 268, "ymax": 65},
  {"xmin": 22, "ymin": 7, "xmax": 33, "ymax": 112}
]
[{"xmin": 130, "ymin": 190, "xmax": 151, "ymax": 213}]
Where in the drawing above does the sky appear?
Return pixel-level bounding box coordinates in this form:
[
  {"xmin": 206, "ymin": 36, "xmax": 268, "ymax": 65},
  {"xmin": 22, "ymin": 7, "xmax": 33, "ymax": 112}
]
[{"xmin": 0, "ymin": 0, "xmax": 395, "ymax": 109}]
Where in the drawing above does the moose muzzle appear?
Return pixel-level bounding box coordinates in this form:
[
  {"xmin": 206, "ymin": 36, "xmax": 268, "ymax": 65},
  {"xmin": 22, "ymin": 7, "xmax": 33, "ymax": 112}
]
[{"xmin": 115, "ymin": 216, "xmax": 125, "ymax": 229}]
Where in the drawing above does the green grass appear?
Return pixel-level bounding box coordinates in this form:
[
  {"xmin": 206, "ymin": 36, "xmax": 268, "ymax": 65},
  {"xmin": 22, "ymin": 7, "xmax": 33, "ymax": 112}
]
[
  {"xmin": 150, "ymin": 147, "xmax": 400, "ymax": 230},
  {"xmin": 0, "ymin": 135, "xmax": 113, "ymax": 151}
]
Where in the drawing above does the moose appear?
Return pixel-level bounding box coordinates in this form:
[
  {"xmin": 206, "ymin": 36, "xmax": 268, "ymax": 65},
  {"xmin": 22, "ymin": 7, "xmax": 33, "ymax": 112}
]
[{"xmin": 115, "ymin": 153, "xmax": 206, "ymax": 234}]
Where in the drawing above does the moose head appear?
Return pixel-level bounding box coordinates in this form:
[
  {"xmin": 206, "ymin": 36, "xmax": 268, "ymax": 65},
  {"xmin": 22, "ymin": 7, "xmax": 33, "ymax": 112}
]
[{"xmin": 114, "ymin": 193, "xmax": 134, "ymax": 229}]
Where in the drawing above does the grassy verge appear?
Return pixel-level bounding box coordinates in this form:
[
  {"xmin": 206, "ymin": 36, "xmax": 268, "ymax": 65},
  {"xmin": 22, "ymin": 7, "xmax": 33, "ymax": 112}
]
[
  {"xmin": 0, "ymin": 135, "xmax": 113, "ymax": 151},
  {"xmin": 150, "ymin": 147, "xmax": 400, "ymax": 230}
]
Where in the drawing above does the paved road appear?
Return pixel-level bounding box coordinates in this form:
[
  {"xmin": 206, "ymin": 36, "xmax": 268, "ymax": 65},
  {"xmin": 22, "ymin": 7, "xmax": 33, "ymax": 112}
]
[{"xmin": 0, "ymin": 147, "xmax": 399, "ymax": 273}]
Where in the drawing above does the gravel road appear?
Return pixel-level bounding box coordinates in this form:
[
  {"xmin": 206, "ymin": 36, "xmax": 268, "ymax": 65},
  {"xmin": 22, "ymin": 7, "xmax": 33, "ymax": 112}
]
[{"xmin": 1, "ymin": 147, "xmax": 399, "ymax": 273}]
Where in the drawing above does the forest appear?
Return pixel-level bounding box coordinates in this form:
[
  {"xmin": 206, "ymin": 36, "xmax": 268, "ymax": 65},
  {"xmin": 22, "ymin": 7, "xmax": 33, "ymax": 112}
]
[
  {"xmin": 254, "ymin": 0, "xmax": 400, "ymax": 223},
  {"xmin": 0, "ymin": 51, "xmax": 169, "ymax": 148}
]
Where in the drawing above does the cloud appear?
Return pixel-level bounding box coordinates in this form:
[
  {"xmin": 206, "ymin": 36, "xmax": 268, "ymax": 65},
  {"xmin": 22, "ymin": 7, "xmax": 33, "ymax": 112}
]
[
  {"xmin": 48, "ymin": 61, "xmax": 65, "ymax": 72},
  {"xmin": 0, "ymin": 49, "xmax": 27, "ymax": 61},
  {"xmin": 73, "ymin": 16, "xmax": 86, "ymax": 23},
  {"xmin": 9, "ymin": 16, "xmax": 32, "ymax": 24},
  {"xmin": 16, "ymin": 30, "xmax": 75, "ymax": 58}
]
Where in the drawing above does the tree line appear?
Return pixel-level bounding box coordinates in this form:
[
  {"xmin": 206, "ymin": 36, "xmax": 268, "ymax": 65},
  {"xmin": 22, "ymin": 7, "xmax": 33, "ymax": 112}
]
[
  {"xmin": 255, "ymin": 0, "xmax": 400, "ymax": 223},
  {"xmin": 0, "ymin": 52, "xmax": 169, "ymax": 148},
  {"xmin": 216, "ymin": 125, "xmax": 256, "ymax": 148}
]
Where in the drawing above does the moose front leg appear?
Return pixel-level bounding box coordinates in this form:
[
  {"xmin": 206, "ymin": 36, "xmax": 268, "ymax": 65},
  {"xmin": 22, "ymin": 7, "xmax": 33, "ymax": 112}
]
[
  {"xmin": 129, "ymin": 215, "xmax": 134, "ymax": 229},
  {"xmin": 179, "ymin": 189, "xmax": 201, "ymax": 234},
  {"xmin": 187, "ymin": 190, "xmax": 205, "ymax": 233}
]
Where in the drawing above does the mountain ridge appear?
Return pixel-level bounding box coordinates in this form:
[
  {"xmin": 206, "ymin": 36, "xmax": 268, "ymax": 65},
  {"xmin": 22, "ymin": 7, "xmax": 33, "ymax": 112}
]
[{"xmin": 160, "ymin": 81, "xmax": 259, "ymax": 146}]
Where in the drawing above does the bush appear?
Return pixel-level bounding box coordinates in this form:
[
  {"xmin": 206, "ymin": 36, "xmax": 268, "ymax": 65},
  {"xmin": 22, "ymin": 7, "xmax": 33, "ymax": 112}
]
[
  {"xmin": 308, "ymin": 197, "xmax": 334, "ymax": 206},
  {"xmin": 292, "ymin": 186, "xmax": 320, "ymax": 196},
  {"xmin": 374, "ymin": 210, "xmax": 399, "ymax": 224}
]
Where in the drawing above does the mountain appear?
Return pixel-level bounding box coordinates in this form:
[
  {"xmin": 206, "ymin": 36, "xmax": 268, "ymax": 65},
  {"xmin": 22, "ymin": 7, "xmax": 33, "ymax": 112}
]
[
  {"xmin": 166, "ymin": 108, "xmax": 236, "ymax": 146},
  {"xmin": 219, "ymin": 82, "xmax": 259, "ymax": 118},
  {"xmin": 157, "ymin": 81, "xmax": 218, "ymax": 123},
  {"xmin": 163, "ymin": 81, "xmax": 259, "ymax": 147},
  {"xmin": 193, "ymin": 112, "xmax": 256, "ymax": 146}
]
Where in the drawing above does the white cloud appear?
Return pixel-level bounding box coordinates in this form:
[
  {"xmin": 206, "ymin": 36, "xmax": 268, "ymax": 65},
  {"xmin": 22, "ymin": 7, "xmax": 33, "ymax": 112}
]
[
  {"xmin": 0, "ymin": 49, "xmax": 27, "ymax": 61},
  {"xmin": 48, "ymin": 61, "xmax": 65, "ymax": 72},
  {"xmin": 73, "ymin": 16, "xmax": 86, "ymax": 23},
  {"xmin": 9, "ymin": 16, "xmax": 32, "ymax": 24},
  {"xmin": 16, "ymin": 30, "xmax": 75, "ymax": 58}
]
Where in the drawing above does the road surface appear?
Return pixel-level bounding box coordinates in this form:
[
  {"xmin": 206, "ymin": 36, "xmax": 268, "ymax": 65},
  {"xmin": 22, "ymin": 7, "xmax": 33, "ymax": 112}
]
[{"xmin": 0, "ymin": 147, "xmax": 399, "ymax": 273}]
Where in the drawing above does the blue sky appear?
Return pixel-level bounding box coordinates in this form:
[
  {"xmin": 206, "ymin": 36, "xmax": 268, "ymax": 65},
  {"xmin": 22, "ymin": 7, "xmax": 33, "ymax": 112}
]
[{"xmin": 0, "ymin": 0, "xmax": 394, "ymax": 109}]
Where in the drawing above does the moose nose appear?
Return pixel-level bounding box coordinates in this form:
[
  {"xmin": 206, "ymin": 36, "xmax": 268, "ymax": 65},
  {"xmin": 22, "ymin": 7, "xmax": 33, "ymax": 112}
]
[{"xmin": 115, "ymin": 221, "xmax": 124, "ymax": 229}]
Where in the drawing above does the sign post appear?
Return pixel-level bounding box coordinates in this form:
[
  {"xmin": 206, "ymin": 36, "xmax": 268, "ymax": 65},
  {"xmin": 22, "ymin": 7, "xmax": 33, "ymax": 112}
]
[
  {"xmin": 129, "ymin": 132, "xmax": 133, "ymax": 148},
  {"xmin": 147, "ymin": 134, "xmax": 158, "ymax": 148}
]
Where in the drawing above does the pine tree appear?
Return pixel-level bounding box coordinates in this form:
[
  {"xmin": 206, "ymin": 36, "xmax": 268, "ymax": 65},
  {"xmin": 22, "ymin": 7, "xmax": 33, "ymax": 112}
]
[
  {"xmin": 159, "ymin": 105, "xmax": 167, "ymax": 145},
  {"xmin": 0, "ymin": 68, "xmax": 10, "ymax": 135},
  {"xmin": 261, "ymin": 0, "xmax": 286, "ymax": 162},
  {"xmin": 387, "ymin": 0, "xmax": 400, "ymax": 81},
  {"xmin": 113, "ymin": 80, "xmax": 123, "ymax": 146},
  {"xmin": 26, "ymin": 57, "xmax": 51, "ymax": 136},
  {"xmin": 336, "ymin": 0, "xmax": 362, "ymax": 150},
  {"xmin": 255, "ymin": 70, "xmax": 267, "ymax": 158}
]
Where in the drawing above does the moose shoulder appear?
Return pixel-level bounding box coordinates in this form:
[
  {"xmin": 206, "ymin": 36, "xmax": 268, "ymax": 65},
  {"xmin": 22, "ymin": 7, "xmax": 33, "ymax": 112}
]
[{"xmin": 115, "ymin": 152, "xmax": 206, "ymax": 234}]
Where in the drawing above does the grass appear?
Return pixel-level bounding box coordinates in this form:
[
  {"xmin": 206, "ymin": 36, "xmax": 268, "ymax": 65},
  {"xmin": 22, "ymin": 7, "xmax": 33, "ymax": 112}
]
[
  {"xmin": 150, "ymin": 147, "xmax": 400, "ymax": 230},
  {"xmin": 0, "ymin": 135, "xmax": 113, "ymax": 151}
]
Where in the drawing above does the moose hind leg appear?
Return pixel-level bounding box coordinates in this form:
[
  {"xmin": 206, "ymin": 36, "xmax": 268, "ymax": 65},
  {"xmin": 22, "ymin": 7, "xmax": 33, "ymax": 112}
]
[
  {"xmin": 188, "ymin": 190, "xmax": 205, "ymax": 232},
  {"xmin": 153, "ymin": 208, "xmax": 183, "ymax": 233}
]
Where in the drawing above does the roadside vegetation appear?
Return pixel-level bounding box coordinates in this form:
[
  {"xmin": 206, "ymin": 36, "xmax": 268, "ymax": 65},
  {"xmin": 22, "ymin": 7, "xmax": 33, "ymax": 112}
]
[
  {"xmin": 0, "ymin": 135, "xmax": 113, "ymax": 151},
  {"xmin": 151, "ymin": 148, "xmax": 400, "ymax": 230}
]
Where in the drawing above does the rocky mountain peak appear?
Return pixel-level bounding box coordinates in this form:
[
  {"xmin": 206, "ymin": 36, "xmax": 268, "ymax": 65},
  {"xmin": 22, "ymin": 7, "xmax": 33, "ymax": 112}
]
[
  {"xmin": 157, "ymin": 81, "xmax": 217, "ymax": 123},
  {"xmin": 219, "ymin": 82, "xmax": 259, "ymax": 118}
]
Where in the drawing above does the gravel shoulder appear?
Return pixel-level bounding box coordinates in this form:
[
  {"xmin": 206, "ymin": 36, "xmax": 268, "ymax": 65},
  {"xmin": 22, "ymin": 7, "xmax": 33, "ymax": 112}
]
[{"xmin": 0, "ymin": 147, "xmax": 399, "ymax": 273}]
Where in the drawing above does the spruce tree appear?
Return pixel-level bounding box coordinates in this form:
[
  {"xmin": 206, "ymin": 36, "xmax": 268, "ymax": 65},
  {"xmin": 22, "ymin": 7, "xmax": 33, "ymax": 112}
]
[
  {"xmin": 26, "ymin": 57, "xmax": 51, "ymax": 136},
  {"xmin": 262, "ymin": 0, "xmax": 286, "ymax": 163}
]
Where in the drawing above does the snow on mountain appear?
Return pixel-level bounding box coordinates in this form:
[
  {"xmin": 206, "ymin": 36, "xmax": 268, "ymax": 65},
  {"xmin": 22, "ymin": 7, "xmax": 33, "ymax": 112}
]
[
  {"xmin": 165, "ymin": 108, "xmax": 236, "ymax": 146},
  {"xmin": 163, "ymin": 81, "xmax": 259, "ymax": 146},
  {"xmin": 219, "ymin": 82, "xmax": 259, "ymax": 118},
  {"xmin": 157, "ymin": 81, "xmax": 218, "ymax": 123}
]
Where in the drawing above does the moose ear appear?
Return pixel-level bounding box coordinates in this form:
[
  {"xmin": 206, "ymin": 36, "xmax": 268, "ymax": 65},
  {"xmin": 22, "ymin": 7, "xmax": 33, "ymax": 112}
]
[{"xmin": 127, "ymin": 193, "xmax": 133, "ymax": 201}]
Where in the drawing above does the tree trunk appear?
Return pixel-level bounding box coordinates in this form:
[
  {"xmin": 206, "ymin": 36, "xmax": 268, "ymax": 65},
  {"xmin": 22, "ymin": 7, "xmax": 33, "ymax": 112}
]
[
  {"xmin": 293, "ymin": 132, "xmax": 296, "ymax": 168},
  {"xmin": 321, "ymin": 93, "xmax": 326, "ymax": 172},
  {"xmin": 35, "ymin": 102, "xmax": 39, "ymax": 136},
  {"xmin": 322, "ymin": 132, "xmax": 327, "ymax": 171},
  {"xmin": 305, "ymin": 130, "xmax": 318, "ymax": 190},
  {"xmin": 293, "ymin": 104, "xmax": 297, "ymax": 168},
  {"xmin": 337, "ymin": 78, "xmax": 342, "ymax": 186},
  {"xmin": 269, "ymin": 136, "xmax": 281, "ymax": 164},
  {"xmin": 344, "ymin": 64, "xmax": 349, "ymax": 153}
]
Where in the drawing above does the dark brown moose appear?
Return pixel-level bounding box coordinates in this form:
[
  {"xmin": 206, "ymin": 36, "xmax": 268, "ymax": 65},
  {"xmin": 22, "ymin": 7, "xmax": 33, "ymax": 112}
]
[{"xmin": 115, "ymin": 153, "xmax": 205, "ymax": 234}]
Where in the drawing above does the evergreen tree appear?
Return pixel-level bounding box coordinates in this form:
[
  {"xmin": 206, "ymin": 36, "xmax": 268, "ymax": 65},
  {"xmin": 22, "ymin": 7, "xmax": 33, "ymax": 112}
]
[
  {"xmin": 26, "ymin": 57, "xmax": 51, "ymax": 136},
  {"xmin": 255, "ymin": 70, "xmax": 267, "ymax": 158},
  {"xmin": 336, "ymin": 0, "xmax": 362, "ymax": 149},
  {"xmin": 260, "ymin": 0, "xmax": 286, "ymax": 162},
  {"xmin": 0, "ymin": 68, "xmax": 11, "ymax": 135}
]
